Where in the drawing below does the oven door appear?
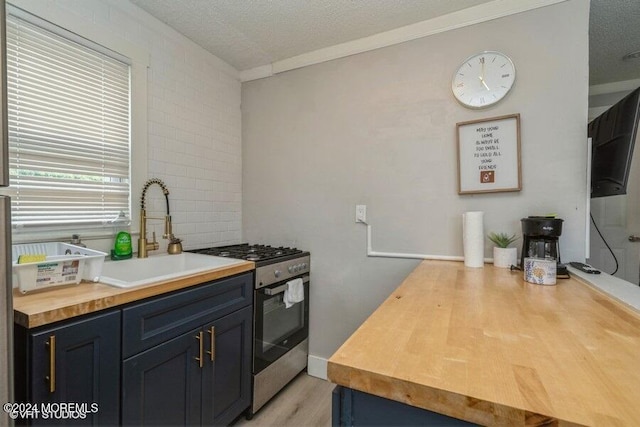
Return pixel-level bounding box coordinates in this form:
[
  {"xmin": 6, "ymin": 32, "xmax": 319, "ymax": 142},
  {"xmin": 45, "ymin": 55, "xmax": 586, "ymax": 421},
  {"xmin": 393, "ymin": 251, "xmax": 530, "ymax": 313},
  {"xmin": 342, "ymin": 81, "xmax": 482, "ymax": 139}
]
[{"xmin": 254, "ymin": 274, "xmax": 309, "ymax": 374}]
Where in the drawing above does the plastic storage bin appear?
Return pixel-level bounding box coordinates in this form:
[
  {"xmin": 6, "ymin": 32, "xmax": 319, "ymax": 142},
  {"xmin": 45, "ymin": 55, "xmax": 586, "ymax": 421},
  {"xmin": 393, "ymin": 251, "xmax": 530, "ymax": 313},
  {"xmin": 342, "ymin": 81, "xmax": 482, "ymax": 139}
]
[{"xmin": 12, "ymin": 242, "xmax": 107, "ymax": 294}]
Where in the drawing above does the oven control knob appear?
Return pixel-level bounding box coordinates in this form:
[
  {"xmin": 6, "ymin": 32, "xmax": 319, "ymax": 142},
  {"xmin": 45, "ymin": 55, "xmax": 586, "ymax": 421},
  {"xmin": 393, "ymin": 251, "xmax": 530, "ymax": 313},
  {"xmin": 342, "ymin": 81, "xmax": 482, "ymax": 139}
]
[
  {"xmin": 288, "ymin": 266, "xmax": 294, "ymax": 273},
  {"xmin": 275, "ymin": 269, "xmax": 282, "ymax": 278},
  {"xmin": 302, "ymin": 263, "xmax": 308, "ymax": 270}
]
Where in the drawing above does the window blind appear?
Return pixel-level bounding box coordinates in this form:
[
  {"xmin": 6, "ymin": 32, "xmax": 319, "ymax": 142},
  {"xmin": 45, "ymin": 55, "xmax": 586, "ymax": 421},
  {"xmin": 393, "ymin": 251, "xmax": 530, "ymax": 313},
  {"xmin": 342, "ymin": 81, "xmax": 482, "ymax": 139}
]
[{"xmin": 5, "ymin": 11, "xmax": 131, "ymax": 231}]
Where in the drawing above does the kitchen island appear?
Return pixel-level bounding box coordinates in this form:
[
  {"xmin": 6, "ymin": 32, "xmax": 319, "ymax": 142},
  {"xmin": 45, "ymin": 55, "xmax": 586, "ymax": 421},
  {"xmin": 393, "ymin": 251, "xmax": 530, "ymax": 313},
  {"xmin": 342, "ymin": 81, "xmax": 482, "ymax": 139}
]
[{"xmin": 328, "ymin": 260, "xmax": 640, "ymax": 426}]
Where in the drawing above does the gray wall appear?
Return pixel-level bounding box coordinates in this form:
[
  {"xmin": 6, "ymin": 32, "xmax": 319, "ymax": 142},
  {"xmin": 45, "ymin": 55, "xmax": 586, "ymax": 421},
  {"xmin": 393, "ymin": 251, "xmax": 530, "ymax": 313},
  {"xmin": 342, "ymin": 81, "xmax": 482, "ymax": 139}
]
[{"xmin": 242, "ymin": 0, "xmax": 590, "ymax": 363}]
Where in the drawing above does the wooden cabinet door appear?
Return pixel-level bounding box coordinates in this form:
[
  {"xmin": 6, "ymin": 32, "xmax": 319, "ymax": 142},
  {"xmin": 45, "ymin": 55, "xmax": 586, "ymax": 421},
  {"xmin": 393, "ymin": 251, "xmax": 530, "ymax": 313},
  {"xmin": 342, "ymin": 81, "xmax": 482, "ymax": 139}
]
[
  {"xmin": 30, "ymin": 310, "xmax": 120, "ymax": 426},
  {"xmin": 202, "ymin": 305, "xmax": 252, "ymax": 426},
  {"xmin": 122, "ymin": 327, "xmax": 203, "ymax": 426}
]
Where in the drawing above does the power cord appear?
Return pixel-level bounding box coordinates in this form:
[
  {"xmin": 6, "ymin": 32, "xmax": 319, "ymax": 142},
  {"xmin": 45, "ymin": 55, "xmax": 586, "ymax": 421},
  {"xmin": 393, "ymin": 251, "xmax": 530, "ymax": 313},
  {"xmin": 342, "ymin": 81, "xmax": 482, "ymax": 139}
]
[{"xmin": 590, "ymin": 212, "xmax": 619, "ymax": 276}]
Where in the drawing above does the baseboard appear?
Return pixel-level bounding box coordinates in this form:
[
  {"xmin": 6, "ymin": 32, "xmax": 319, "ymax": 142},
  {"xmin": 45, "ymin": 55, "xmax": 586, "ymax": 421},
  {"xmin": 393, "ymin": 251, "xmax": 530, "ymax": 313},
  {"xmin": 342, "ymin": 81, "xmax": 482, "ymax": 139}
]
[{"xmin": 307, "ymin": 354, "xmax": 328, "ymax": 380}]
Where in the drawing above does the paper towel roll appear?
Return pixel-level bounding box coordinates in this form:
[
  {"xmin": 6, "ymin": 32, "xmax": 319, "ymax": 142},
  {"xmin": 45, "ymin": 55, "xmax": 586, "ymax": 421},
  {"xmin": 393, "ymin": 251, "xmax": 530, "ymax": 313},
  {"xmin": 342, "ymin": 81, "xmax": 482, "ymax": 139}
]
[{"xmin": 462, "ymin": 211, "xmax": 484, "ymax": 268}]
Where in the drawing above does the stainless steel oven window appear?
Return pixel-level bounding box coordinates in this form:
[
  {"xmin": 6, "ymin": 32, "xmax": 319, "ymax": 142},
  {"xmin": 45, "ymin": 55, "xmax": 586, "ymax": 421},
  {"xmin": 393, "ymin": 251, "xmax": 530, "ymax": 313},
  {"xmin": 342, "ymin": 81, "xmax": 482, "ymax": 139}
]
[
  {"xmin": 253, "ymin": 276, "xmax": 310, "ymax": 375},
  {"xmin": 261, "ymin": 294, "xmax": 305, "ymax": 352}
]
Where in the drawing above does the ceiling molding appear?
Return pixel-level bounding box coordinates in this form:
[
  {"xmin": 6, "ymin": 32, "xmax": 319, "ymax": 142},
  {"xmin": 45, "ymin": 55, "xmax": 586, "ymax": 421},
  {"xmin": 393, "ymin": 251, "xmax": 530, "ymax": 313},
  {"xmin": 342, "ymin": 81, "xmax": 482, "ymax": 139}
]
[
  {"xmin": 240, "ymin": 0, "xmax": 567, "ymax": 82},
  {"xmin": 588, "ymin": 78, "xmax": 640, "ymax": 121},
  {"xmin": 589, "ymin": 78, "xmax": 640, "ymax": 96},
  {"xmin": 239, "ymin": 64, "xmax": 273, "ymax": 83}
]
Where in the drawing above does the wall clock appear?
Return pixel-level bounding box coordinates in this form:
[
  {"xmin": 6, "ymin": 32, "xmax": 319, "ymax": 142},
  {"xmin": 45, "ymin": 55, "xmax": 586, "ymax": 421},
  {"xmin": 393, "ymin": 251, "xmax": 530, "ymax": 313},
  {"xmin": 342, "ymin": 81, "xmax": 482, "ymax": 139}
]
[{"xmin": 451, "ymin": 51, "xmax": 516, "ymax": 109}]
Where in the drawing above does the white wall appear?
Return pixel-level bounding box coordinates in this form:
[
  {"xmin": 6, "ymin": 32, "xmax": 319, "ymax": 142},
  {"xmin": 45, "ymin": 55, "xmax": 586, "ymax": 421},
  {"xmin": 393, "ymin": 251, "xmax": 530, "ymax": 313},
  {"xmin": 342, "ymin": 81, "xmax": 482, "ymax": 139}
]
[
  {"xmin": 8, "ymin": 0, "xmax": 243, "ymax": 252},
  {"xmin": 242, "ymin": 0, "xmax": 590, "ymax": 370}
]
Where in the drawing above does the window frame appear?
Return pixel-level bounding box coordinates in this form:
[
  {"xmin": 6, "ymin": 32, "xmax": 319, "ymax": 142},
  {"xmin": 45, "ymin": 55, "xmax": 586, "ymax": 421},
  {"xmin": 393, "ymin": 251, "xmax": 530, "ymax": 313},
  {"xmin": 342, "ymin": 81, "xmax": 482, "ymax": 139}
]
[{"xmin": 4, "ymin": 3, "xmax": 148, "ymax": 243}]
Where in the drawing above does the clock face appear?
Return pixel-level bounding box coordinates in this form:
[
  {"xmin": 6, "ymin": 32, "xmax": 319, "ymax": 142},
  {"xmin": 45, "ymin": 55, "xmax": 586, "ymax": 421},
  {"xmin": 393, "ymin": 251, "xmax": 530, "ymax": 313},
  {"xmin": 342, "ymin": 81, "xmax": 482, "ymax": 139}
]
[{"xmin": 451, "ymin": 51, "xmax": 516, "ymax": 108}]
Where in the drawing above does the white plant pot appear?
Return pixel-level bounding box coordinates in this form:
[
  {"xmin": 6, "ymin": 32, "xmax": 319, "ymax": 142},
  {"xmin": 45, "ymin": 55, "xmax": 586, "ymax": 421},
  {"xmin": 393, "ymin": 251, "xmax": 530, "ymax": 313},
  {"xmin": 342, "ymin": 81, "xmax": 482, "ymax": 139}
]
[{"xmin": 493, "ymin": 247, "xmax": 517, "ymax": 268}]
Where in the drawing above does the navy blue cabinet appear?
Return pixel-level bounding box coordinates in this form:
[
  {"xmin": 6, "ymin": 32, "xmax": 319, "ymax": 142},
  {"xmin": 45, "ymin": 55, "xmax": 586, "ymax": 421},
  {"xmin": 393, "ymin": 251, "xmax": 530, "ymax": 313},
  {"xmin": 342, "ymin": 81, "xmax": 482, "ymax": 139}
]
[
  {"xmin": 203, "ymin": 306, "xmax": 252, "ymax": 426},
  {"xmin": 15, "ymin": 272, "xmax": 252, "ymax": 426},
  {"xmin": 14, "ymin": 310, "xmax": 121, "ymax": 426},
  {"xmin": 122, "ymin": 327, "xmax": 203, "ymax": 425},
  {"xmin": 121, "ymin": 273, "xmax": 252, "ymax": 359},
  {"xmin": 121, "ymin": 273, "xmax": 253, "ymax": 426},
  {"xmin": 332, "ymin": 386, "xmax": 476, "ymax": 427}
]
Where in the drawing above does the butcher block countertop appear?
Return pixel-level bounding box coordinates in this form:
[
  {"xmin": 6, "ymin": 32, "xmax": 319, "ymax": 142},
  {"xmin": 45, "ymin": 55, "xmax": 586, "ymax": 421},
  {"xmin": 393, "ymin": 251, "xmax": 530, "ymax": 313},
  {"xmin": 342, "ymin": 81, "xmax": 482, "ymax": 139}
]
[
  {"xmin": 327, "ymin": 260, "xmax": 640, "ymax": 426},
  {"xmin": 13, "ymin": 261, "xmax": 254, "ymax": 329}
]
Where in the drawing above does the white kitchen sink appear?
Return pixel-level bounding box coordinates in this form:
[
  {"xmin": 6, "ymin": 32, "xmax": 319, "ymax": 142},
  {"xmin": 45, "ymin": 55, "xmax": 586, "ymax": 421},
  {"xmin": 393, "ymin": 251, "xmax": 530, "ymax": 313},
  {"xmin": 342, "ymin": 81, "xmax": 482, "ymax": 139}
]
[{"xmin": 99, "ymin": 252, "xmax": 245, "ymax": 288}]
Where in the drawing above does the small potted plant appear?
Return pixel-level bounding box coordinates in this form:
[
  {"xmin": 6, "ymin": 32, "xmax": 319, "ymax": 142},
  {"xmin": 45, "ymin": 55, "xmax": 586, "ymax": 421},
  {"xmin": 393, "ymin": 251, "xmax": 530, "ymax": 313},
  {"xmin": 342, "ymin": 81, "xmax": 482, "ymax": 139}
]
[{"xmin": 488, "ymin": 232, "xmax": 518, "ymax": 268}]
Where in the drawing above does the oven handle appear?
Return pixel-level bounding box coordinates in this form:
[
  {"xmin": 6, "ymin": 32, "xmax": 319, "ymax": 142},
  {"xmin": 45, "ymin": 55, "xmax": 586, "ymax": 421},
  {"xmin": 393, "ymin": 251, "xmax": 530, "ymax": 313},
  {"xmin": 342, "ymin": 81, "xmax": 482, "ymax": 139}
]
[{"xmin": 263, "ymin": 275, "xmax": 310, "ymax": 295}]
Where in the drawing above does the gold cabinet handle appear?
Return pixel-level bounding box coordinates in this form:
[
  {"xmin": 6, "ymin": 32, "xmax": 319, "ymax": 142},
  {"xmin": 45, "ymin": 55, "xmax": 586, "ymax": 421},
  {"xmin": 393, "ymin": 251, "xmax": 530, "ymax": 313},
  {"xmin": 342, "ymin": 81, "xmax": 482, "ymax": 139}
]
[
  {"xmin": 206, "ymin": 326, "xmax": 215, "ymax": 362},
  {"xmin": 195, "ymin": 331, "xmax": 203, "ymax": 368},
  {"xmin": 45, "ymin": 335, "xmax": 56, "ymax": 393}
]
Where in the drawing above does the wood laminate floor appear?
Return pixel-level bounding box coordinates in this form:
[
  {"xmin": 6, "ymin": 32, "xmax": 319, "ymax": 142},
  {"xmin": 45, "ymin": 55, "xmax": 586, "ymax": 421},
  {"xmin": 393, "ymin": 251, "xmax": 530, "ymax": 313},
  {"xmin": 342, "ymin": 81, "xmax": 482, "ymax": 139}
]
[{"xmin": 234, "ymin": 373, "xmax": 334, "ymax": 427}]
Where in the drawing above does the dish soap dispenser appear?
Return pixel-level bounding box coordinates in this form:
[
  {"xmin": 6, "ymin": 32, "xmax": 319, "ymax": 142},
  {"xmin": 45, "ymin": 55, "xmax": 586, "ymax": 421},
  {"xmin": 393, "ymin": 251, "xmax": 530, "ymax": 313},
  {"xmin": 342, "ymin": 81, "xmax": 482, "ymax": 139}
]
[
  {"xmin": 110, "ymin": 211, "xmax": 133, "ymax": 260},
  {"xmin": 111, "ymin": 231, "xmax": 133, "ymax": 260}
]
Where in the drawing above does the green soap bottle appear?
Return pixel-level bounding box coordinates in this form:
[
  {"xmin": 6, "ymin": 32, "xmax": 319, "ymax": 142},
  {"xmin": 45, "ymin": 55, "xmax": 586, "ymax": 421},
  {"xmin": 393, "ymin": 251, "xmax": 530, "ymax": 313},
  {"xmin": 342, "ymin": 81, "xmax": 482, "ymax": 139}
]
[{"xmin": 111, "ymin": 231, "xmax": 133, "ymax": 260}]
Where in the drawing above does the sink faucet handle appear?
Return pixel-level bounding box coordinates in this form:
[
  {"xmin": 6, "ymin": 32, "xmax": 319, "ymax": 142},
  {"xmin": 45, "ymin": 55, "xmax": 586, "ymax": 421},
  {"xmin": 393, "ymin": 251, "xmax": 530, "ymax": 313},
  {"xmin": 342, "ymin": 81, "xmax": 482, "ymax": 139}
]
[{"xmin": 145, "ymin": 231, "xmax": 159, "ymax": 253}]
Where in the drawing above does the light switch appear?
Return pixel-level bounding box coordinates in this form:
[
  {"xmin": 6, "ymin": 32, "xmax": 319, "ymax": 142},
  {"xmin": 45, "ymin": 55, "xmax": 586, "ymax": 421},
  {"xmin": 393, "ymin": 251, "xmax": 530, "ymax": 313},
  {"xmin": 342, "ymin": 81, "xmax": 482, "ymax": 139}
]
[{"xmin": 355, "ymin": 205, "xmax": 367, "ymax": 223}]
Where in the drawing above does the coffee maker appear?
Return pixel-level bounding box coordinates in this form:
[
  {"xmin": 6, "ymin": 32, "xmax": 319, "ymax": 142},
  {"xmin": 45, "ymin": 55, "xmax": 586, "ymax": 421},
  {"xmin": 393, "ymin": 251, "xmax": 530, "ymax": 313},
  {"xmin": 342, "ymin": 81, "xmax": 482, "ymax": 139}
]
[{"xmin": 520, "ymin": 216, "xmax": 564, "ymax": 268}]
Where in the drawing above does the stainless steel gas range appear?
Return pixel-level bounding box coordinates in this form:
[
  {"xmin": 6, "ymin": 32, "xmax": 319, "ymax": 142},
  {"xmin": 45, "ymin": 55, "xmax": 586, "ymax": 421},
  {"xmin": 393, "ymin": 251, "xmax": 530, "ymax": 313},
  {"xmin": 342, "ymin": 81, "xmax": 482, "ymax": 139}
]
[{"xmin": 189, "ymin": 244, "xmax": 310, "ymax": 417}]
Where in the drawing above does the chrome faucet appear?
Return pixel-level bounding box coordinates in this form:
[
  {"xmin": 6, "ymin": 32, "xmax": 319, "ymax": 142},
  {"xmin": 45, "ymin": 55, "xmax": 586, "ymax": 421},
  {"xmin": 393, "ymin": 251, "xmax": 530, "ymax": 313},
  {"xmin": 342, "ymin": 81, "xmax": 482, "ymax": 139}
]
[{"xmin": 138, "ymin": 178, "xmax": 182, "ymax": 258}]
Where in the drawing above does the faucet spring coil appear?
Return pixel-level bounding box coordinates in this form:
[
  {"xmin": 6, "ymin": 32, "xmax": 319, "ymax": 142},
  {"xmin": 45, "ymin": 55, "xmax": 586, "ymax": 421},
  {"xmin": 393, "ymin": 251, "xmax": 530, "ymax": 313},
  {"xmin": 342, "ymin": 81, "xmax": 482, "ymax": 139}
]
[{"xmin": 140, "ymin": 178, "xmax": 170, "ymax": 210}]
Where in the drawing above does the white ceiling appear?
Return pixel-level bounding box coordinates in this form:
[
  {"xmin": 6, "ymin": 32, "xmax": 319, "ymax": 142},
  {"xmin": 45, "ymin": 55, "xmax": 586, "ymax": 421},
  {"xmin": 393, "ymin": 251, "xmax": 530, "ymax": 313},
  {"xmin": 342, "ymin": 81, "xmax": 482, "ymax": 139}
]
[
  {"xmin": 130, "ymin": 0, "xmax": 640, "ymax": 86},
  {"xmin": 589, "ymin": 0, "xmax": 640, "ymax": 86},
  {"xmin": 129, "ymin": 0, "xmax": 491, "ymax": 70}
]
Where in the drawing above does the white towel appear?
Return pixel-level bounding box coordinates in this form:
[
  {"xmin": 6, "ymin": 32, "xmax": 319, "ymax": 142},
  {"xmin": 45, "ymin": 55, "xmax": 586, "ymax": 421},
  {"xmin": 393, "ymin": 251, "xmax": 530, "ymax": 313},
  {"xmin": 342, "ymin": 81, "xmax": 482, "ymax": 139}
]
[{"xmin": 283, "ymin": 278, "xmax": 304, "ymax": 309}]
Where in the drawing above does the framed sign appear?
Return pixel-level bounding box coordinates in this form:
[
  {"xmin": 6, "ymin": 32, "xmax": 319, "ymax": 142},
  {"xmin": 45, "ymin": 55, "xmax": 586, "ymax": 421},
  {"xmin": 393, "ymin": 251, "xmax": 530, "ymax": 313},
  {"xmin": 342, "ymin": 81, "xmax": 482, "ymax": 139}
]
[{"xmin": 456, "ymin": 114, "xmax": 521, "ymax": 194}]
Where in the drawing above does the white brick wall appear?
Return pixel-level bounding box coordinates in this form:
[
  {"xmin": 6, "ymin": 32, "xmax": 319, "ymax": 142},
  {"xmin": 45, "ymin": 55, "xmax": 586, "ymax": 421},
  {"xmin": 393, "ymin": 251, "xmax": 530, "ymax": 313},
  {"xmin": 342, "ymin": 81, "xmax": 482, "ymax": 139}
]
[
  {"xmin": 11, "ymin": 0, "xmax": 243, "ymax": 251},
  {"xmin": 146, "ymin": 39, "xmax": 242, "ymax": 249}
]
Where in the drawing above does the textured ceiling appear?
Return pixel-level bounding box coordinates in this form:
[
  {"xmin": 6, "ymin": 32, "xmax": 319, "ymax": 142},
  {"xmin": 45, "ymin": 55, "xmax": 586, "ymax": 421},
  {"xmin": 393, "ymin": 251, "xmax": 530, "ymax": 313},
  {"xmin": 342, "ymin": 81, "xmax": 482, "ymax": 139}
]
[
  {"xmin": 589, "ymin": 0, "xmax": 640, "ymax": 86},
  {"xmin": 129, "ymin": 0, "xmax": 492, "ymax": 70},
  {"xmin": 130, "ymin": 0, "xmax": 640, "ymax": 86}
]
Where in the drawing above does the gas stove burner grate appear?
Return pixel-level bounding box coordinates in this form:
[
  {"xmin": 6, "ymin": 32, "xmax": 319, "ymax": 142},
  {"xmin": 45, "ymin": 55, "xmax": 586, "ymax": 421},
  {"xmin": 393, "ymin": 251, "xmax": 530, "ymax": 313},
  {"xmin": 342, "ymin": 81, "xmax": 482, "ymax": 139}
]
[{"xmin": 189, "ymin": 243, "xmax": 305, "ymax": 265}]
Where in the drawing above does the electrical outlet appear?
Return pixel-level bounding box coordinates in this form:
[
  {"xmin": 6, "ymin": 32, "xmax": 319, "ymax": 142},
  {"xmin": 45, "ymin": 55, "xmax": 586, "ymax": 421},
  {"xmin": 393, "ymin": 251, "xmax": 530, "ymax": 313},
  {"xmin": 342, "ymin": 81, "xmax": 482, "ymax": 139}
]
[{"xmin": 355, "ymin": 205, "xmax": 367, "ymax": 223}]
